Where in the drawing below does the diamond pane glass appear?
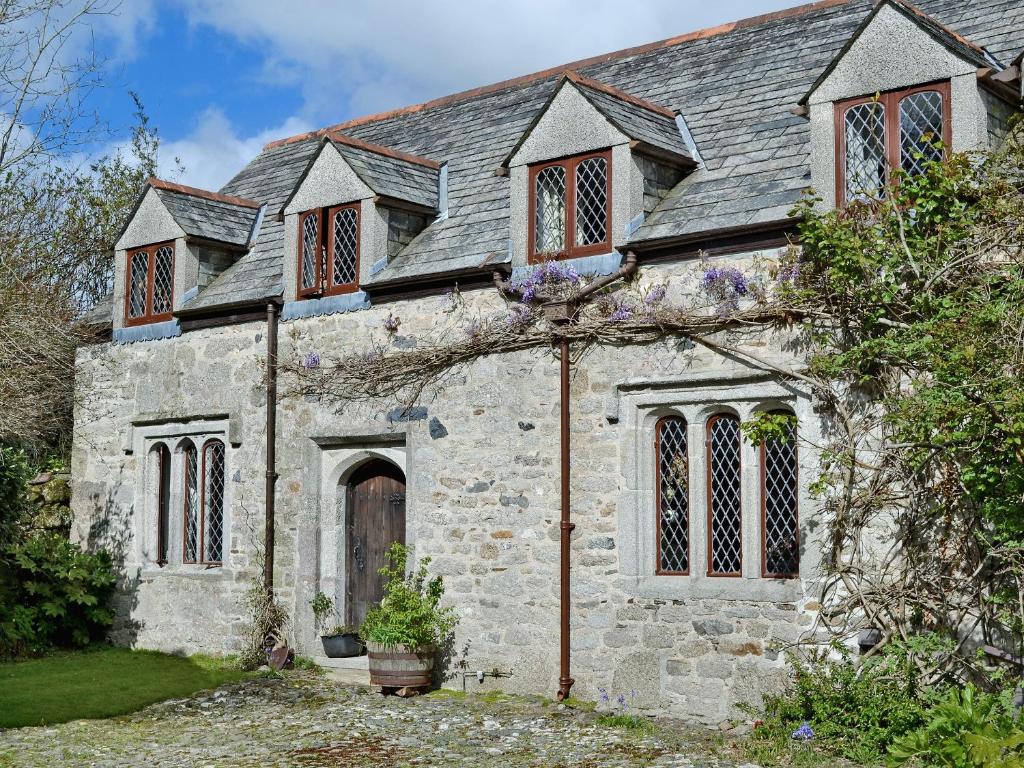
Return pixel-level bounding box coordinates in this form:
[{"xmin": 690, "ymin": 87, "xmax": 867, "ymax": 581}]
[
  {"xmin": 763, "ymin": 416, "xmax": 799, "ymax": 577},
  {"xmin": 657, "ymin": 417, "xmax": 690, "ymax": 573},
  {"xmin": 708, "ymin": 415, "xmax": 742, "ymax": 575},
  {"xmin": 332, "ymin": 207, "xmax": 358, "ymax": 287},
  {"xmin": 153, "ymin": 443, "xmax": 171, "ymax": 564},
  {"xmin": 128, "ymin": 251, "xmax": 148, "ymax": 318},
  {"xmin": 301, "ymin": 211, "xmax": 319, "ymax": 290},
  {"xmin": 900, "ymin": 91, "xmax": 943, "ymax": 176},
  {"xmin": 575, "ymin": 157, "xmax": 608, "ymax": 247},
  {"xmin": 203, "ymin": 440, "xmax": 225, "ymax": 564},
  {"xmin": 183, "ymin": 446, "xmax": 198, "ymax": 563},
  {"xmin": 152, "ymin": 246, "xmax": 173, "ymax": 315},
  {"xmin": 844, "ymin": 101, "xmax": 886, "ymax": 200},
  {"xmin": 534, "ymin": 165, "xmax": 566, "ymax": 253}
]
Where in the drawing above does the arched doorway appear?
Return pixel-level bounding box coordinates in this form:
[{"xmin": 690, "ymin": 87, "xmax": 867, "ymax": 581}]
[{"xmin": 345, "ymin": 459, "xmax": 406, "ymax": 628}]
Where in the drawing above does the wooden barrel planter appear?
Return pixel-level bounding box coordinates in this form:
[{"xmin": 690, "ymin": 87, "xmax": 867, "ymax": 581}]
[{"xmin": 366, "ymin": 641, "xmax": 435, "ymax": 694}]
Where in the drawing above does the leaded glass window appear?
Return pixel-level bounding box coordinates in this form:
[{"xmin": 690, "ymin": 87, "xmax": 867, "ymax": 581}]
[
  {"xmin": 330, "ymin": 205, "xmax": 359, "ymax": 290},
  {"xmin": 529, "ymin": 150, "xmax": 611, "ymax": 262},
  {"xmin": 837, "ymin": 82, "xmax": 949, "ymax": 205},
  {"xmin": 761, "ymin": 413, "xmax": 799, "ymax": 578},
  {"xmin": 202, "ymin": 440, "xmax": 225, "ymax": 565},
  {"xmin": 844, "ymin": 102, "xmax": 886, "ymax": 201},
  {"xmin": 575, "ymin": 156, "xmax": 608, "ymax": 247},
  {"xmin": 707, "ymin": 415, "xmax": 742, "ymax": 576},
  {"xmin": 656, "ymin": 416, "xmax": 690, "ymax": 574},
  {"xmin": 125, "ymin": 242, "xmax": 174, "ymax": 325},
  {"xmin": 182, "ymin": 442, "xmax": 199, "ymax": 563},
  {"xmin": 299, "ymin": 210, "xmax": 320, "ymax": 293},
  {"xmin": 151, "ymin": 443, "xmax": 171, "ymax": 566},
  {"xmin": 900, "ymin": 90, "xmax": 944, "ymax": 176},
  {"xmin": 534, "ymin": 165, "xmax": 566, "ymax": 254},
  {"xmin": 128, "ymin": 251, "xmax": 149, "ymax": 319}
]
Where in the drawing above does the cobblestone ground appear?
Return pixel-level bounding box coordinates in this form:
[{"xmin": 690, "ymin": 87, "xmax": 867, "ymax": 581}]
[{"xmin": 0, "ymin": 673, "xmax": 761, "ymax": 768}]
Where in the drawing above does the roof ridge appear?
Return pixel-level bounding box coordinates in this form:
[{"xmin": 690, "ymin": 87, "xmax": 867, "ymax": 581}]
[
  {"xmin": 563, "ymin": 70, "xmax": 676, "ymax": 118},
  {"xmin": 149, "ymin": 177, "xmax": 262, "ymax": 209},
  {"xmin": 268, "ymin": 131, "xmax": 440, "ymax": 168},
  {"xmin": 263, "ymin": 0, "xmax": 854, "ymax": 148}
]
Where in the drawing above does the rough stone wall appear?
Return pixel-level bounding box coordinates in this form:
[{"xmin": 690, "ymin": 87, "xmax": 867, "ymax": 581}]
[
  {"xmin": 71, "ymin": 325, "xmax": 270, "ymax": 654},
  {"xmin": 72, "ymin": 248, "xmax": 825, "ymax": 722}
]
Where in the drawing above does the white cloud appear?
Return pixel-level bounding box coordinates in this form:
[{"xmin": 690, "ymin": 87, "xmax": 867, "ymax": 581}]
[
  {"xmin": 158, "ymin": 108, "xmax": 312, "ymax": 189},
  {"xmin": 172, "ymin": 0, "xmax": 804, "ymax": 119}
]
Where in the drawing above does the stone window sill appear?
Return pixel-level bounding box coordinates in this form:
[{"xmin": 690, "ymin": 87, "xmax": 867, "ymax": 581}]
[
  {"xmin": 619, "ymin": 574, "xmax": 803, "ymax": 603},
  {"xmin": 139, "ymin": 564, "xmax": 232, "ymax": 582}
]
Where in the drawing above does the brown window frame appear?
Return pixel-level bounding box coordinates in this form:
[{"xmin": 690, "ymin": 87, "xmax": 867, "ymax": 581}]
[
  {"xmin": 834, "ymin": 79, "xmax": 952, "ymax": 205},
  {"xmin": 153, "ymin": 443, "xmax": 171, "ymax": 566},
  {"xmin": 296, "ymin": 203, "xmax": 361, "ymax": 299},
  {"xmin": 655, "ymin": 415, "xmax": 690, "ymax": 576},
  {"xmin": 706, "ymin": 413, "xmax": 743, "ymax": 578},
  {"xmin": 759, "ymin": 412, "xmax": 800, "ymax": 579},
  {"xmin": 199, "ymin": 438, "xmax": 225, "ymax": 566},
  {"xmin": 124, "ymin": 241, "xmax": 175, "ymax": 326},
  {"xmin": 528, "ymin": 149, "xmax": 612, "ymax": 263}
]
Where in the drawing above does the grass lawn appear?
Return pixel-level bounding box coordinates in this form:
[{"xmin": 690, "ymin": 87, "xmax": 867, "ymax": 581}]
[{"xmin": 0, "ymin": 646, "xmax": 249, "ymax": 728}]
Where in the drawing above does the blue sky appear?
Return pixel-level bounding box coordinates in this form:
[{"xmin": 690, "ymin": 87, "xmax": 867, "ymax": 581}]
[{"xmin": 88, "ymin": 0, "xmax": 806, "ymax": 189}]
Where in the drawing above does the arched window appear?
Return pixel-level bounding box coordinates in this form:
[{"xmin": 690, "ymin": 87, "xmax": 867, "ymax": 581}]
[
  {"xmin": 707, "ymin": 414, "xmax": 742, "ymax": 576},
  {"xmin": 761, "ymin": 412, "xmax": 799, "ymax": 578},
  {"xmin": 150, "ymin": 443, "xmax": 171, "ymax": 565},
  {"xmin": 181, "ymin": 440, "xmax": 199, "ymax": 563},
  {"xmin": 201, "ymin": 439, "xmax": 226, "ymax": 565},
  {"xmin": 656, "ymin": 416, "xmax": 690, "ymax": 575}
]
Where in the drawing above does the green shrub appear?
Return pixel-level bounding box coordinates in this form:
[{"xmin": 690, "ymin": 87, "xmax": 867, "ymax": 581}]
[
  {"xmin": 752, "ymin": 641, "xmax": 934, "ymax": 763},
  {"xmin": 889, "ymin": 685, "xmax": 1024, "ymax": 768},
  {"xmin": 0, "ymin": 533, "xmax": 117, "ymax": 655},
  {"xmin": 360, "ymin": 543, "xmax": 457, "ymax": 651}
]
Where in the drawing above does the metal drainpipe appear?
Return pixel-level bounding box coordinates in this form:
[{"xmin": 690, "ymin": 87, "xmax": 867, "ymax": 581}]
[
  {"xmin": 557, "ymin": 332, "xmax": 575, "ymax": 701},
  {"xmin": 554, "ymin": 252, "xmax": 638, "ymax": 702},
  {"xmin": 263, "ymin": 302, "xmax": 279, "ymax": 592}
]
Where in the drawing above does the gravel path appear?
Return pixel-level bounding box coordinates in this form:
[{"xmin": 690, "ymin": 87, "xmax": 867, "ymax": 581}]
[{"xmin": 0, "ymin": 673, "xmax": 761, "ymax": 767}]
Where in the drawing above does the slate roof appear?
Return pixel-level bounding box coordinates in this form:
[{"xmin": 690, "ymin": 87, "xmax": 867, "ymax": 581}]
[
  {"xmin": 176, "ymin": 0, "xmax": 1024, "ymax": 311},
  {"xmin": 501, "ymin": 72, "xmax": 692, "ymax": 168},
  {"xmin": 152, "ymin": 182, "xmax": 261, "ymax": 248}
]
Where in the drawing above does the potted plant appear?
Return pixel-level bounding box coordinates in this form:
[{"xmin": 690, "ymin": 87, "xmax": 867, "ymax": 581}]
[
  {"xmin": 309, "ymin": 591, "xmax": 362, "ymax": 658},
  {"xmin": 360, "ymin": 543, "xmax": 458, "ymax": 694}
]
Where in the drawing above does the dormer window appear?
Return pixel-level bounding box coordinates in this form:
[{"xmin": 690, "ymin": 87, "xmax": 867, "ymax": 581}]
[
  {"xmin": 125, "ymin": 242, "xmax": 174, "ymax": 326},
  {"xmin": 836, "ymin": 81, "xmax": 950, "ymax": 203},
  {"xmin": 297, "ymin": 203, "xmax": 361, "ymax": 298},
  {"xmin": 529, "ymin": 149, "xmax": 611, "ymax": 263}
]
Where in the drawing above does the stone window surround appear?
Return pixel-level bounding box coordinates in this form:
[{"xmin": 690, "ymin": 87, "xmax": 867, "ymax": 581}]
[
  {"xmin": 834, "ymin": 79, "xmax": 951, "ymax": 205},
  {"xmin": 615, "ymin": 375, "xmax": 816, "ymax": 603},
  {"xmin": 132, "ymin": 417, "xmax": 234, "ymax": 579}
]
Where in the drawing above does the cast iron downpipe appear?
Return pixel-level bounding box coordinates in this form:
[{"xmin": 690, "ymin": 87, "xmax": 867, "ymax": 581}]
[
  {"xmin": 263, "ymin": 301, "xmax": 280, "ymax": 592},
  {"xmin": 554, "ymin": 252, "xmax": 638, "ymax": 702}
]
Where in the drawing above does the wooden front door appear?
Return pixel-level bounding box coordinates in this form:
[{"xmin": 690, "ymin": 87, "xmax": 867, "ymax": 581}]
[{"xmin": 345, "ymin": 460, "xmax": 406, "ymax": 628}]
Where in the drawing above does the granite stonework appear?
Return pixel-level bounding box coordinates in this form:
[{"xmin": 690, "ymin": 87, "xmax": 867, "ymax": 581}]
[{"xmin": 72, "ymin": 251, "xmax": 825, "ymax": 723}]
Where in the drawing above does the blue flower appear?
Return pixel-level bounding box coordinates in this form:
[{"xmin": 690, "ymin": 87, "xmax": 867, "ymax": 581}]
[
  {"xmin": 792, "ymin": 722, "xmax": 814, "ymax": 741},
  {"xmin": 383, "ymin": 313, "xmax": 400, "ymax": 333},
  {"xmin": 303, "ymin": 352, "xmax": 321, "ymax": 369},
  {"xmin": 598, "ymin": 687, "xmax": 610, "ymax": 705}
]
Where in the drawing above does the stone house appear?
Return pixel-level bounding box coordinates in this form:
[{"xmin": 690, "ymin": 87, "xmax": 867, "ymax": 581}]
[{"xmin": 72, "ymin": 0, "xmax": 1024, "ymax": 722}]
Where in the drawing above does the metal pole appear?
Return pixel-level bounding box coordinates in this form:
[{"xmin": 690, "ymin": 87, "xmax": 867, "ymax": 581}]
[
  {"xmin": 557, "ymin": 334, "xmax": 575, "ymax": 700},
  {"xmin": 263, "ymin": 302, "xmax": 279, "ymax": 592}
]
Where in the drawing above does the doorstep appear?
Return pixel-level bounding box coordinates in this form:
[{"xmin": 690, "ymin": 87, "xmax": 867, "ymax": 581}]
[{"xmin": 316, "ymin": 654, "xmax": 370, "ymax": 685}]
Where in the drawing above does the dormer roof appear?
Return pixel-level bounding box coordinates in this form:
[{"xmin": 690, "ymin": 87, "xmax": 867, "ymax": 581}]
[
  {"xmin": 277, "ymin": 134, "xmax": 441, "ymax": 217},
  {"xmin": 799, "ymin": 0, "xmax": 1000, "ymax": 106},
  {"xmin": 501, "ymin": 71, "xmax": 694, "ymax": 169},
  {"xmin": 118, "ymin": 178, "xmax": 263, "ymax": 251}
]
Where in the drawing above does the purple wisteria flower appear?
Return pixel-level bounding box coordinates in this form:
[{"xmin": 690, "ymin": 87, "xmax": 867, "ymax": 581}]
[
  {"xmin": 505, "ymin": 304, "xmax": 533, "ymax": 330},
  {"xmin": 509, "ymin": 262, "xmax": 583, "ymax": 303},
  {"xmin": 792, "ymin": 722, "xmax": 814, "ymax": 742},
  {"xmin": 609, "ymin": 304, "xmax": 633, "ymax": 322},
  {"xmin": 383, "ymin": 313, "xmax": 401, "ymax": 333},
  {"xmin": 777, "ymin": 258, "xmax": 803, "ymax": 285},
  {"xmin": 643, "ymin": 285, "xmax": 667, "ymax": 305},
  {"xmin": 303, "ymin": 352, "xmax": 321, "ymax": 369},
  {"xmin": 701, "ymin": 266, "xmax": 750, "ymax": 312}
]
